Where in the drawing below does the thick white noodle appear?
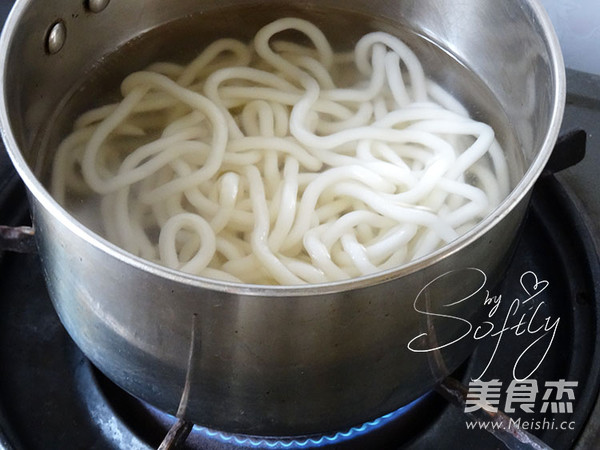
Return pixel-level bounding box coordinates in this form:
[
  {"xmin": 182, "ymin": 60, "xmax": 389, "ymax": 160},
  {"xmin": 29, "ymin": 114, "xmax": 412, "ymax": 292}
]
[{"xmin": 51, "ymin": 18, "xmax": 510, "ymax": 285}]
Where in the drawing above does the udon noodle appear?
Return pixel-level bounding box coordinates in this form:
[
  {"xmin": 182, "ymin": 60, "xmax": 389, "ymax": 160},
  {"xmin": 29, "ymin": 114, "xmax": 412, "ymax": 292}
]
[{"xmin": 51, "ymin": 17, "xmax": 510, "ymax": 285}]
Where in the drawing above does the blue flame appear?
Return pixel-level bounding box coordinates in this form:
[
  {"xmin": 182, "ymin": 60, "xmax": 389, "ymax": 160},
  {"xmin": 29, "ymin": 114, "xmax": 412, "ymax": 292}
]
[{"xmin": 193, "ymin": 395, "xmax": 426, "ymax": 448}]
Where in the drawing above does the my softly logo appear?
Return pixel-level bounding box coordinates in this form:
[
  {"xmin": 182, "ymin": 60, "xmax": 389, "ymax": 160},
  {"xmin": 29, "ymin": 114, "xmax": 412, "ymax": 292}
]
[{"xmin": 407, "ymin": 268, "xmax": 560, "ymax": 381}]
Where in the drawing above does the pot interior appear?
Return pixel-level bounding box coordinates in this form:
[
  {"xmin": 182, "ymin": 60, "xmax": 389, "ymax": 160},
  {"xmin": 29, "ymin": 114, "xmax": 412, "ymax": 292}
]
[
  {"xmin": 3, "ymin": 0, "xmax": 561, "ymax": 209},
  {"xmin": 5, "ymin": 1, "xmax": 554, "ymax": 258}
]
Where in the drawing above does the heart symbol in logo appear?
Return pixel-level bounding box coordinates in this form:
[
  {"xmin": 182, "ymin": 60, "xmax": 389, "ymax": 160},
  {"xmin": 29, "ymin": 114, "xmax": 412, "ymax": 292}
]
[{"xmin": 520, "ymin": 270, "xmax": 549, "ymax": 304}]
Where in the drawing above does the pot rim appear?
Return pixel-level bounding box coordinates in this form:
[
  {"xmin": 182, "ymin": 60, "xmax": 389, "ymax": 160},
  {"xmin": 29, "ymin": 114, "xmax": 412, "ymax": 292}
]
[{"xmin": 0, "ymin": 0, "xmax": 566, "ymax": 297}]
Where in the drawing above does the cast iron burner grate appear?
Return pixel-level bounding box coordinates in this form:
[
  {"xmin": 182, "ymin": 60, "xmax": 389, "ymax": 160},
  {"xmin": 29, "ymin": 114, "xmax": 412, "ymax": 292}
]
[{"xmin": 0, "ymin": 128, "xmax": 599, "ymax": 449}]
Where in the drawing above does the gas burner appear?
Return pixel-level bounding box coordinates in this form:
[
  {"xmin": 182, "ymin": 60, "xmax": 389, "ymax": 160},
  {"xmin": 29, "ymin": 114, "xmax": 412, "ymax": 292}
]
[{"xmin": 86, "ymin": 364, "xmax": 442, "ymax": 450}]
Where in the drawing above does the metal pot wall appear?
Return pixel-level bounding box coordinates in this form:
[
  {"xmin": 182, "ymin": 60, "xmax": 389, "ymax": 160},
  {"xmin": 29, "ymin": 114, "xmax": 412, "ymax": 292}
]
[{"xmin": 0, "ymin": 0, "xmax": 564, "ymax": 436}]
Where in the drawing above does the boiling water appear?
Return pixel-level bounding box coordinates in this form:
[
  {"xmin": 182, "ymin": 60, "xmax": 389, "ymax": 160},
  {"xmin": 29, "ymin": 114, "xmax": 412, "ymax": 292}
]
[{"xmin": 38, "ymin": 4, "xmax": 524, "ymax": 256}]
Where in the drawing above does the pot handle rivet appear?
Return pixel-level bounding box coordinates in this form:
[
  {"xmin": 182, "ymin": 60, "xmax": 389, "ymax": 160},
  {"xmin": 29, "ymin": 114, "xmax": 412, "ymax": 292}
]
[
  {"xmin": 46, "ymin": 21, "xmax": 66, "ymax": 54},
  {"xmin": 87, "ymin": 0, "xmax": 110, "ymax": 13}
]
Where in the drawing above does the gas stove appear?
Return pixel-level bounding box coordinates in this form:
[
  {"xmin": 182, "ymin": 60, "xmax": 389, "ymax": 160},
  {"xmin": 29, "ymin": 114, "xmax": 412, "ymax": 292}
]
[{"xmin": 1, "ymin": 4, "xmax": 600, "ymax": 450}]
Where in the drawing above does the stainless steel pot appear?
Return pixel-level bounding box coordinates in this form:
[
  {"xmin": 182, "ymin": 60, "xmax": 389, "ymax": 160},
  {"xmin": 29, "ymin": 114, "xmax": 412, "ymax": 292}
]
[{"xmin": 0, "ymin": 0, "xmax": 564, "ymax": 436}]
